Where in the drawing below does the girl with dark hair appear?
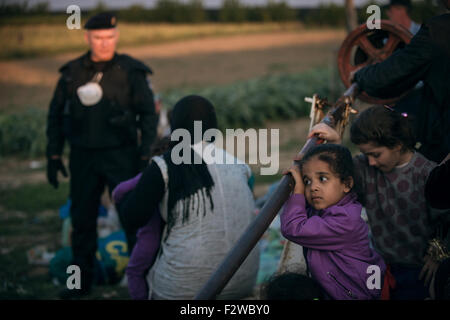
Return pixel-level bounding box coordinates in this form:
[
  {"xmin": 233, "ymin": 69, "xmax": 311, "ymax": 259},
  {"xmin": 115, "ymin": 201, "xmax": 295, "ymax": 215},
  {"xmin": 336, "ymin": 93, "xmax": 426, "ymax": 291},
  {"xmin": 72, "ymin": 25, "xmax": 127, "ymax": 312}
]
[
  {"xmin": 115, "ymin": 95, "xmax": 259, "ymax": 300},
  {"xmin": 281, "ymin": 144, "xmax": 386, "ymax": 300},
  {"xmin": 309, "ymin": 105, "xmax": 440, "ymax": 299}
]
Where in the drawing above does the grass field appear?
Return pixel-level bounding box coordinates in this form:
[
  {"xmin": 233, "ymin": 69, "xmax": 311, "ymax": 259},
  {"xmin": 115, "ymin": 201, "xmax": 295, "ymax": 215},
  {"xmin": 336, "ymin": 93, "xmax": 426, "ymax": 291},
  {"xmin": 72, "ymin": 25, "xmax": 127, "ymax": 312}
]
[
  {"xmin": 0, "ymin": 26, "xmax": 353, "ymax": 299},
  {"xmin": 1, "ymin": 22, "xmax": 305, "ymax": 60}
]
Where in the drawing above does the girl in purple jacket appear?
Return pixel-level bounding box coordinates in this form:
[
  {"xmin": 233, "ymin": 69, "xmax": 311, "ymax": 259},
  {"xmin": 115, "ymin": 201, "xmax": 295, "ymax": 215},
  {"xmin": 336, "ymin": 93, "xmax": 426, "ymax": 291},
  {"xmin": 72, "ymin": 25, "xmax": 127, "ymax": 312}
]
[{"xmin": 281, "ymin": 144, "xmax": 386, "ymax": 300}]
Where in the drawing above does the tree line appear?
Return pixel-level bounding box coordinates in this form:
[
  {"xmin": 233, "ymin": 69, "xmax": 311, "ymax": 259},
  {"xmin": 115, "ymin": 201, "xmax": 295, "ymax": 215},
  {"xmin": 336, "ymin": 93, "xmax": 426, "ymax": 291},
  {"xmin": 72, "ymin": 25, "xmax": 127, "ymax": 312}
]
[{"xmin": 0, "ymin": 0, "xmax": 440, "ymax": 26}]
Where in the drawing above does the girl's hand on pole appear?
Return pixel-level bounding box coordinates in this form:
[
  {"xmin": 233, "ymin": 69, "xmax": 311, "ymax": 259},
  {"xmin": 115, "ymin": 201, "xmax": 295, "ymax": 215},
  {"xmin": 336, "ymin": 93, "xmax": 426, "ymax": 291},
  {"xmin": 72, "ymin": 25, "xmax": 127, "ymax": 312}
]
[
  {"xmin": 308, "ymin": 123, "xmax": 341, "ymax": 144},
  {"xmin": 283, "ymin": 165, "xmax": 305, "ymax": 195}
]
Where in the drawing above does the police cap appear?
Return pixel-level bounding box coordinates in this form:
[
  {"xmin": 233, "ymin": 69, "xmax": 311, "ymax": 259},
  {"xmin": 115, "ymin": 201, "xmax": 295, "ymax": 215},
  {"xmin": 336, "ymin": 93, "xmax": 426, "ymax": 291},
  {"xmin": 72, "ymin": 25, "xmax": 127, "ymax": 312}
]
[{"xmin": 84, "ymin": 12, "xmax": 117, "ymax": 30}]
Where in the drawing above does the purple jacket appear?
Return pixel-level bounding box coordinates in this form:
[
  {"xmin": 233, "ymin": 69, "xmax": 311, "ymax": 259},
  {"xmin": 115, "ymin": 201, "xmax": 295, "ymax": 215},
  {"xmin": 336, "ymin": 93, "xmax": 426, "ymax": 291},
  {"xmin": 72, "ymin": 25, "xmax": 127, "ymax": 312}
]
[
  {"xmin": 112, "ymin": 172, "xmax": 142, "ymax": 204},
  {"xmin": 126, "ymin": 210, "xmax": 163, "ymax": 300},
  {"xmin": 281, "ymin": 192, "xmax": 386, "ymax": 300},
  {"xmin": 112, "ymin": 172, "xmax": 163, "ymax": 300}
]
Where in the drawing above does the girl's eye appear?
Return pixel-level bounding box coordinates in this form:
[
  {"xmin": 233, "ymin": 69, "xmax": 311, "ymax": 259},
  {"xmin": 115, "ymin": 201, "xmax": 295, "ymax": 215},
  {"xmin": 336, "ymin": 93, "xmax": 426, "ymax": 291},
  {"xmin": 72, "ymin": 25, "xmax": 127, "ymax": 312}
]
[
  {"xmin": 320, "ymin": 176, "xmax": 328, "ymax": 182},
  {"xmin": 303, "ymin": 179, "xmax": 311, "ymax": 185}
]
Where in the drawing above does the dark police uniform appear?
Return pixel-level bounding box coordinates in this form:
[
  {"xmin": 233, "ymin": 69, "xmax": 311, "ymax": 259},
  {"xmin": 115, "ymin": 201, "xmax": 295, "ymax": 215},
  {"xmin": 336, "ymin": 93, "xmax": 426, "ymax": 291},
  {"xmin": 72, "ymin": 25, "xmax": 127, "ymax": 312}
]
[{"xmin": 46, "ymin": 13, "xmax": 158, "ymax": 296}]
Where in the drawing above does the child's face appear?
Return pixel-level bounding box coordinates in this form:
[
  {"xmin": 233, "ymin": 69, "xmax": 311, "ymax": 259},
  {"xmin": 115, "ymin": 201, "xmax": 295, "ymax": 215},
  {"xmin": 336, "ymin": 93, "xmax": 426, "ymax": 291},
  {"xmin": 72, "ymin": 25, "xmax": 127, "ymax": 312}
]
[
  {"xmin": 357, "ymin": 142, "xmax": 405, "ymax": 173},
  {"xmin": 301, "ymin": 157, "xmax": 352, "ymax": 210}
]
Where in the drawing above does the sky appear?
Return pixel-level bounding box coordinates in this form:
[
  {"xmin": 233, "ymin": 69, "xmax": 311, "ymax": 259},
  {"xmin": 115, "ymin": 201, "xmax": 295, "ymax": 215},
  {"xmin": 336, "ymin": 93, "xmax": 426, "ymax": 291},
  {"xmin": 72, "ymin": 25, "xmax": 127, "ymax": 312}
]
[{"xmin": 5, "ymin": 0, "xmax": 389, "ymax": 10}]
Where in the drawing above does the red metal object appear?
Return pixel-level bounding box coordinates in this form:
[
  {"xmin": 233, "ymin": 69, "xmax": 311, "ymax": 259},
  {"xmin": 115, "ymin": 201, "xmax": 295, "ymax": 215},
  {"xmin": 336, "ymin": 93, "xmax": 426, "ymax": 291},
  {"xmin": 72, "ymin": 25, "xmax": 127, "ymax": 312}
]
[{"xmin": 338, "ymin": 20, "xmax": 413, "ymax": 105}]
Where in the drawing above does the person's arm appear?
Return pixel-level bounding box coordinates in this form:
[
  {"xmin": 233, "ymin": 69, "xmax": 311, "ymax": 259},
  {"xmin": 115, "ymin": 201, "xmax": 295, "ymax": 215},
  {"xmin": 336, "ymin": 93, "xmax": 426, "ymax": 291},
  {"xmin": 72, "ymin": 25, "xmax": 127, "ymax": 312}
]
[
  {"xmin": 353, "ymin": 25, "xmax": 435, "ymax": 98},
  {"xmin": 280, "ymin": 165, "xmax": 356, "ymax": 250},
  {"xmin": 280, "ymin": 194, "xmax": 356, "ymax": 251},
  {"xmin": 307, "ymin": 123, "xmax": 342, "ymax": 144},
  {"xmin": 120, "ymin": 161, "xmax": 165, "ymax": 232},
  {"xmin": 46, "ymin": 76, "xmax": 69, "ymax": 188},
  {"xmin": 126, "ymin": 211, "xmax": 164, "ymax": 300},
  {"xmin": 46, "ymin": 76, "xmax": 67, "ymax": 158},
  {"xmin": 131, "ymin": 71, "xmax": 158, "ymax": 159},
  {"xmin": 112, "ymin": 172, "xmax": 143, "ymax": 204}
]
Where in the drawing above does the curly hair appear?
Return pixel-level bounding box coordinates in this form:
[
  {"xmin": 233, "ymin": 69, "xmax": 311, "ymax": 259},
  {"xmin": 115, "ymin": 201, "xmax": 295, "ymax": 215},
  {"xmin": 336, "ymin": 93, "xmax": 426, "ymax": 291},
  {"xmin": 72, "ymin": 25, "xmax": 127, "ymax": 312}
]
[{"xmin": 300, "ymin": 144, "xmax": 355, "ymax": 190}]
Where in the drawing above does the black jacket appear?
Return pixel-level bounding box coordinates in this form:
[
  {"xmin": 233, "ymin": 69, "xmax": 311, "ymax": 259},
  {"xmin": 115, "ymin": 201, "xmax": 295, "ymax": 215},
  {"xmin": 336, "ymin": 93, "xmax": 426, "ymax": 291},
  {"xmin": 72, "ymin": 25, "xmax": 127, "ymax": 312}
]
[
  {"xmin": 354, "ymin": 14, "xmax": 450, "ymax": 163},
  {"xmin": 46, "ymin": 52, "xmax": 158, "ymax": 157}
]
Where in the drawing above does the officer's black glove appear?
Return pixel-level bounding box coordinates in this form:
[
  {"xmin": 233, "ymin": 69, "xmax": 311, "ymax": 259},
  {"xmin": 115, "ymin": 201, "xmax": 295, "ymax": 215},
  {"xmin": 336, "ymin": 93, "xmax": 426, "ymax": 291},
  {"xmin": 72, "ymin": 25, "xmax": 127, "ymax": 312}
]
[{"xmin": 47, "ymin": 158, "xmax": 68, "ymax": 189}]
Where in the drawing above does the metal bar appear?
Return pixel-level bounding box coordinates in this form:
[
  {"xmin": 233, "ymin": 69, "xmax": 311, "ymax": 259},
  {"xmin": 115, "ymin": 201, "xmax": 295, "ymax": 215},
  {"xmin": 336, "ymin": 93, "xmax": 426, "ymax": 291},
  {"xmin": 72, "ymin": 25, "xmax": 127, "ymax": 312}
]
[{"xmin": 194, "ymin": 172, "xmax": 293, "ymax": 300}]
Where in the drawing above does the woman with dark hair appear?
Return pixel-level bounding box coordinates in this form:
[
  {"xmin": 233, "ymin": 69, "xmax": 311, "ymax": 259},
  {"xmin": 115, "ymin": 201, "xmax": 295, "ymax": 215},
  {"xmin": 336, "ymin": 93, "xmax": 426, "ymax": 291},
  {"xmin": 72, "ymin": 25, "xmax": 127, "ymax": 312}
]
[{"xmin": 118, "ymin": 95, "xmax": 259, "ymax": 300}]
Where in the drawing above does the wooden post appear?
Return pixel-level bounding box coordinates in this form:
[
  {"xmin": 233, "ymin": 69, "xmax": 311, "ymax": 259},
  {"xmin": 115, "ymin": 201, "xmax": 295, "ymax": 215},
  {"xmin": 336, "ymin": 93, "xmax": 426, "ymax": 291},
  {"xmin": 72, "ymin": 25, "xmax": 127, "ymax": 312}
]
[{"xmin": 345, "ymin": 0, "xmax": 358, "ymax": 33}]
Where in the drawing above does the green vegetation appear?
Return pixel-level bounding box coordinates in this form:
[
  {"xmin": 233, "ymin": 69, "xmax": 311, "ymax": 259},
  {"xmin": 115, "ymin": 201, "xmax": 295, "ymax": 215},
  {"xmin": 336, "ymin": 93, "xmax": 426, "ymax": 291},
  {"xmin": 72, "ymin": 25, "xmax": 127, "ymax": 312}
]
[
  {"xmin": 162, "ymin": 68, "xmax": 330, "ymax": 130},
  {"xmin": 0, "ymin": 0, "xmax": 439, "ymax": 26},
  {"xmin": 0, "ymin": 246, "xmax": 59, "ymax": 299},
  {"xmin": 0, "ymin": 68, "xmax": 330, "ymax": 158},
  {"xmin": 303, "ymin": 4, "xmax": 347, "ymax": 27},
  {"xmin": 0, "ymin": 108, "xmax": 47, "ymax": 158},
  {"xmin": 0, "ymin": 0, "xmax": 299, "ymax": 25},
  {"xmin": 0, "ymin": 181, "xmax": 69, "ymax": 214},
  {"xmin": 0, "ymin": 22, "xmax": 302, "ymax": 60}
]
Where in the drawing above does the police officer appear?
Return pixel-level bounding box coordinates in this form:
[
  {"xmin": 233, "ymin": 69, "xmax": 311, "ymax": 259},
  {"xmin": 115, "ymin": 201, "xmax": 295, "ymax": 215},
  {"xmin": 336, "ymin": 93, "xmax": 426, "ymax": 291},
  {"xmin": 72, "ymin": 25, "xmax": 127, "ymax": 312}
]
[{"xmin": 46, "ymin": 12, "xmax": 158, "ymax": 299}]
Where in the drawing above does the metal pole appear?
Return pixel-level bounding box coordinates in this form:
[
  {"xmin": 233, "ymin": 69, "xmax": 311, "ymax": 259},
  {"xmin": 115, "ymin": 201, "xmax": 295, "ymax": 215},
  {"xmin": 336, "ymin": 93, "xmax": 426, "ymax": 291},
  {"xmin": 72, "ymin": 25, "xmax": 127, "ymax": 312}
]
[{"xmin": 194, "ymin": 173, "xmax": 294, "ymax": 300}]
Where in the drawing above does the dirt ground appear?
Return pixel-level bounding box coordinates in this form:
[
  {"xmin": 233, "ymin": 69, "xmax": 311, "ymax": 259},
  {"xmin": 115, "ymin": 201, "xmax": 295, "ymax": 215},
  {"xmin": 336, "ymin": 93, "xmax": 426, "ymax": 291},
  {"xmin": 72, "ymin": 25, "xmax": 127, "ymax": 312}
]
[
  {"xmin": 0, "ymin": 29, "xmax": 345, "ymax": 113},
  {"xmin": 0, "ymin": 29, "xmax": 346, "ymax": 300}
]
